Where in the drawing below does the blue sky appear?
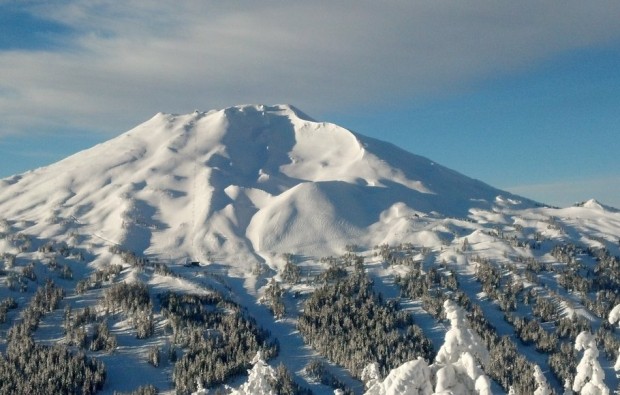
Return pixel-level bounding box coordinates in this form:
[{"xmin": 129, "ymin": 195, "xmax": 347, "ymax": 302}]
[{"xmin": 1, "ymin": 1, "xmax": 619, "ymax": 208}]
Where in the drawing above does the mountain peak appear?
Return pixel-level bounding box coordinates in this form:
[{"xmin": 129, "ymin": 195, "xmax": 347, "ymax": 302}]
[
  {"xmin": 0, "ymin": 105, "xmax": 531, "ymax": 268},
  {"xmin": 574, "ymin": 198, "xmax": 617, "ymax": 212}
]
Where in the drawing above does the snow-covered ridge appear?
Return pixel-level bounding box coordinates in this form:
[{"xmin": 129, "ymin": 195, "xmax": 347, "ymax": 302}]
[{"xmin": 0, "ymin": 104, "xmax": 530, "ymax": 269}]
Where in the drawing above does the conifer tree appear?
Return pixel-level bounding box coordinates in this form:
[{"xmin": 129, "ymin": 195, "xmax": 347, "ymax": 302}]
[
  {"xmin": 572, "ymin": 331, "xmax": 609, "ymax": 395},
  {"xmin": 533, "ymin": 365, "xmax": 552, "ymax": 395},
  {"xmin": 608, "ymin": 304, "xmax": 620, "ymax": 373},
  {"xmin": 432, "ymin": 300, "xmax": 490, "ymax": 394},
  {"xmin": 229, "ymin": 351, "xmax": 277, "ymax": 395},
  {"xmin": 364, "ymin": 357, "xmax": 432, "ymax": 395}
]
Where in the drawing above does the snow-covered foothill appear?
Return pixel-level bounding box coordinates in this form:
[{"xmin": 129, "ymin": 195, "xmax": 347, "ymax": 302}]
[{"xmin": 573, "ymin": 331, "xmax": 609, "ymax": 395}]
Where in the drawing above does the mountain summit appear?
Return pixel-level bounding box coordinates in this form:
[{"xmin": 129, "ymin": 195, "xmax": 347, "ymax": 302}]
[{"xmin": 0, "ymin": 104, "xmax": 531, "ymax": 269}]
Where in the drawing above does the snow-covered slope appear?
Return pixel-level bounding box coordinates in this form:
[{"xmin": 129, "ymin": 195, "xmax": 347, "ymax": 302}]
[
  {"xmin": 2, "ymin": 105, "xmax": 620, "ymax": 395},
  {"xmin": 0, "ymin": 104, "xmax": 531, "ymax": 271}
]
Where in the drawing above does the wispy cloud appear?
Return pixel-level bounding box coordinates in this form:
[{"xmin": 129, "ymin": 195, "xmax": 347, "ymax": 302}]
[{"xmin": 1, "ymin": 1, "xmax": 620, "ymax": 137}]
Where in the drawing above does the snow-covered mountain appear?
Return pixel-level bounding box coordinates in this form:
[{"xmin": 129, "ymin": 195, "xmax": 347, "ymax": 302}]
[
  {"xmin": 0, "ymin": 104, "xmax": 531, "ymax": 271},
  {"xmin": 1, "ymin": 104, "xmax": 619, "ymax": 395}
]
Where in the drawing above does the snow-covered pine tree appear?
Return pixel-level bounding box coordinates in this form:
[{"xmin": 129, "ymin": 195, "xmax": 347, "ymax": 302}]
[
  {"xmin": 229, "ymin": 351, "xmax": 277, "ymax": 395},
  {"xmin": 361, "ymin": 362, "xmax": 381, "ymax": 390},
  {"xmin": 533, "ymin": 365, "xmax": 552, "ymax": 395},
  {"xmin": 432, "ymin": 299, "xmax": 491, "ymax": 394},
  {"xmin": 608, "ymin": 304, "xmax": 620, "ymax": 373},
  {"xmin": 572, "ymin": 331, "xmax": 609, "ymax": 395},
  {"xmin": 364, "ymin": 357, "xmax": 433, "ymax": 395}
]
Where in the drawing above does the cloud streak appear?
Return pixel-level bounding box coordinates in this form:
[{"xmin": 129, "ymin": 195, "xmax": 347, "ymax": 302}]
[{"xmin": 1, "ymin": 1, "xmax": 620, "ymax": 137}]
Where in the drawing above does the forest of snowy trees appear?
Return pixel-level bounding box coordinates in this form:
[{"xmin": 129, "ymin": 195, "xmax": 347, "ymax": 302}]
[
  {"xmin": 0, "ymin": 213, "xmax": 619, "ymax": 394},
  {"xmin": 160, "ymin": 291, "xmax": 278, "ymax": 394},
  {"xmin": 0, "ymin": 280, "xmax": 106, "ymax": 394},
  {"xmin": 298, "ymin": 262, "xmax": 434, "ymax": 379}
]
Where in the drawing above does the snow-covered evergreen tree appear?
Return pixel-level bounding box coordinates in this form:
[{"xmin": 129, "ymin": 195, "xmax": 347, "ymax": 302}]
[
  {"xmin": 533, "ymin": 365, "xmax": 552, "ymax": 395},
  {"xmin": 432, "ymin": 299, "xmax": 491, "ymax": 394},
  {"xmin": 361, "ymin": 362, "xmax": 381, "ymax": 390},
  {"xmin": 608, "ymin": 304, "xmax": 620, "ymax": 373},
  {"xmin": 572, "ymin": 331, "xmax": 609, "ymax": 395},
  {"xmin": 474, "ymin": 375, "xmax": 492, "ymax": 395},
  {"xmin": 229, "ymin": 351, "xmax": 277, "ymax": 395},
  {"xmin": 364, "ymin": 357, "xmax": 433, "ymax": 395},
  {"xmin": 191, "ymin": 379, "xmax": 207, "ymax": 395},
  {"xmin": 609, "ymin": 304, "xmax": 620, "ymax": 325},
  {"xmin": 368, "ymin": 300, "xmax": 494, "ymax": 395}
]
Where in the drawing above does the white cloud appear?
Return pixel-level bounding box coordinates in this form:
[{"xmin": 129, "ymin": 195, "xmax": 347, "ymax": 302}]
[{"xmin": 1, "ymin": 1, "xmax": 620, "ymax": 136}]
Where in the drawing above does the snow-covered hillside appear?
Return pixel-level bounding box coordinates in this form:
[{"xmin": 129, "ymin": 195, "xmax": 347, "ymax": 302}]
[
  {"xmin": 1, "ymin": 105, "xmax": 619, "ymax": 395},
  {"xmin": 0, "ymin": 104, "xmax": 531, "ymax": 272}
]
